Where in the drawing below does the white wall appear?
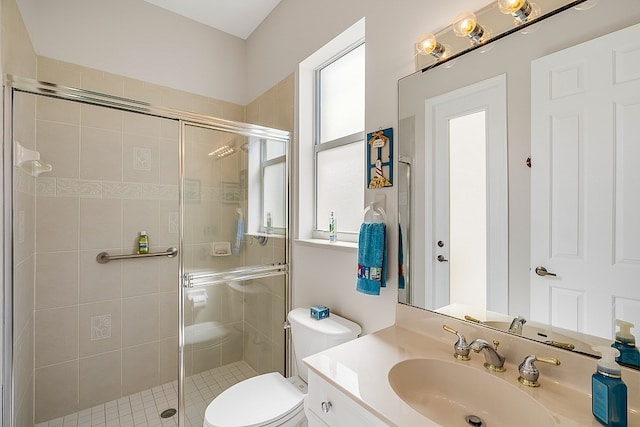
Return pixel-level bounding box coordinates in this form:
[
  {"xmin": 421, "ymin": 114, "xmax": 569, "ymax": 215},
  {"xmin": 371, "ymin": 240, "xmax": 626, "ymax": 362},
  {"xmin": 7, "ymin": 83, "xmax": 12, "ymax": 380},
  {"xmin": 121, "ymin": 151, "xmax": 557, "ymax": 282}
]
[
  {"xmin": 15, "ymin": 0, "xmax": 247, "ymax": 105},
  {"xmin": 248, "ymin": 0, "xmax": 491, "ymax": 333}
]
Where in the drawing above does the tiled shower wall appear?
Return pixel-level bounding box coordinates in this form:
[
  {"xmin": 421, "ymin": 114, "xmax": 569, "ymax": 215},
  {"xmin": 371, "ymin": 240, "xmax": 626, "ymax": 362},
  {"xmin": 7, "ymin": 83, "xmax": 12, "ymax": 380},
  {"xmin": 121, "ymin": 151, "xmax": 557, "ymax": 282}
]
[{"xmin": 29, "ymin": 58, "xmax": 252, "ymax": 423}]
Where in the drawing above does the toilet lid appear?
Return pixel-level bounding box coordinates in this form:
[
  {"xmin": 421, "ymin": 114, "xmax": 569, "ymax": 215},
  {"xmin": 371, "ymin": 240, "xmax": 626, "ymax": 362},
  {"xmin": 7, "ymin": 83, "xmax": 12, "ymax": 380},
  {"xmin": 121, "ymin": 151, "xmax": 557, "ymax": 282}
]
[{"xmin": 204, "ymin": 373, "xmax": 305, "ymax": 427}]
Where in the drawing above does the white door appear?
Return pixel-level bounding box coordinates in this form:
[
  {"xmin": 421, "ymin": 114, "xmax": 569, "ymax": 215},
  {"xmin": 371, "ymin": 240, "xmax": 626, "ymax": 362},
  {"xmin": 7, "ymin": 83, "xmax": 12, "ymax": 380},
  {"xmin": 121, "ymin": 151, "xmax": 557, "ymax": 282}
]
[
  {"xmin": 530, "ymin": 24, "xmax": 640, "ymax": 340},
  {"xmin": 424, "ymin": 74, "xmax": 508, "ymax": 312}
]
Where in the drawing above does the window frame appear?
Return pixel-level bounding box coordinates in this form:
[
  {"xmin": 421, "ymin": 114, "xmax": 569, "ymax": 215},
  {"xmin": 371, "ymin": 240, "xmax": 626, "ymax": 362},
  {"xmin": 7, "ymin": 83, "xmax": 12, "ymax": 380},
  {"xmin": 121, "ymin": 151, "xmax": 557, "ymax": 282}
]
[{"xmin": 312, "ymin": 41, "xmax": 365, "ymax": 241}]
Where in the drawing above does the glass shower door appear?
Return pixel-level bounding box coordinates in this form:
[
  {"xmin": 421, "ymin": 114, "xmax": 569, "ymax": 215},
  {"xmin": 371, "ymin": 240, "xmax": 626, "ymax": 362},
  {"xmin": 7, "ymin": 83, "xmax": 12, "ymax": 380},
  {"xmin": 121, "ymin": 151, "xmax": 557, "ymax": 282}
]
[
  {"xmin": 180, "ymin": 123, "xmax": 288, "ymax": 427},
  {"xmin": 11, "ymin": 90, "xmax": 182, "ymax": 426}
]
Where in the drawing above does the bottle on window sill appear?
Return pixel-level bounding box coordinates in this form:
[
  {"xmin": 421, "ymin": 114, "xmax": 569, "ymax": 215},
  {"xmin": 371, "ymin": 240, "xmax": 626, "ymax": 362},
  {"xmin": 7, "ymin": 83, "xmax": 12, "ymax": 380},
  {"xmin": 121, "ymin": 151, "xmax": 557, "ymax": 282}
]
[{"xmin": 329, "ymin": 210, "xmax": 337, "ymax": 243}]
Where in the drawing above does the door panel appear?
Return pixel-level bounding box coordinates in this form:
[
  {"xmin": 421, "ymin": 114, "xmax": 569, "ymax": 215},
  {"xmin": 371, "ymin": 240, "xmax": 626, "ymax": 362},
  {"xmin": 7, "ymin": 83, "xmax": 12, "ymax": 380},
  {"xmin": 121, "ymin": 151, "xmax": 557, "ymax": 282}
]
[
  {"xmin": 531, "ymin": 27, "xmax": 640, "ymax": 339},
  {"xmin": 424, "ymin": 74, "xmax": 508, "ymax": 312}
]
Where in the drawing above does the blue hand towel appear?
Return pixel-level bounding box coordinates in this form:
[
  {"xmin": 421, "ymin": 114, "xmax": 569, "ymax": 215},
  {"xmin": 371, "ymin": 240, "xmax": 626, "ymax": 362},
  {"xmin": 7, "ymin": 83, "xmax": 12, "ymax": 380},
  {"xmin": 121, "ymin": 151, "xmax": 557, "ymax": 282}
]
[{"xmin": 356, "ymin": 222, "xmax": 386, "ymax": 295}]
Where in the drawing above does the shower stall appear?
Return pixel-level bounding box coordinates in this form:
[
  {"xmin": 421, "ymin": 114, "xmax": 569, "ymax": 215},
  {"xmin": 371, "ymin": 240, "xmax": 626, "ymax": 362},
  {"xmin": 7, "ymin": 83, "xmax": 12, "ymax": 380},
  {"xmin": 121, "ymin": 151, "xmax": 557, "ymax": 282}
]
[{"xmin": 3, "ymin": 76, "xmax": 290, "ymax": 427}]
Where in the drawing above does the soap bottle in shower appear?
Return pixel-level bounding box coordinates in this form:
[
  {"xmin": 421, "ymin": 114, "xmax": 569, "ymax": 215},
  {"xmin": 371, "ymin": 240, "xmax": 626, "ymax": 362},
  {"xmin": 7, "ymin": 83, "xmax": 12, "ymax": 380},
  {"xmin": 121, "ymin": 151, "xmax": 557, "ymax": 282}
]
[{"xmin": 138, "ymin": 231, "xmax": 149, "ymax": 254}]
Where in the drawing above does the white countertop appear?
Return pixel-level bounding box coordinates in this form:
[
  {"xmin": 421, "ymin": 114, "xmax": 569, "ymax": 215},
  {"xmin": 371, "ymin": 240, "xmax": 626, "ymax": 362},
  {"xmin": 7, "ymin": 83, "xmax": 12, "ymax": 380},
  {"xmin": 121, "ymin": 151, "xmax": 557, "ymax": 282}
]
[{"xmin": 303, "ymin": 305, "xmax": 640, "ymax": 427}]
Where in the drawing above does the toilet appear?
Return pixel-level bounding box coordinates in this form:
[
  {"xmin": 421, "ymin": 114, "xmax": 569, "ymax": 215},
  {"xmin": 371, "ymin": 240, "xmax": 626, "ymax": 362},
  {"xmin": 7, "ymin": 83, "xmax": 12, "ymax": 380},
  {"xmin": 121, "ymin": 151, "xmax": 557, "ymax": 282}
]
[{"xmin": 203, "ymin": 307, "xmax": 362, "ymax": 427}]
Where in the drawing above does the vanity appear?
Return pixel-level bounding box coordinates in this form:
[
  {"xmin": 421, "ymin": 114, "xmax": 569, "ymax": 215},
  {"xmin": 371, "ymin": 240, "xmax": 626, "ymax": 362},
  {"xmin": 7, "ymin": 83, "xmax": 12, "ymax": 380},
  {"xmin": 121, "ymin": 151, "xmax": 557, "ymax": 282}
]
[{"xmin": 304, "ymin": 304, "xmax": 640, "ymax": 426}]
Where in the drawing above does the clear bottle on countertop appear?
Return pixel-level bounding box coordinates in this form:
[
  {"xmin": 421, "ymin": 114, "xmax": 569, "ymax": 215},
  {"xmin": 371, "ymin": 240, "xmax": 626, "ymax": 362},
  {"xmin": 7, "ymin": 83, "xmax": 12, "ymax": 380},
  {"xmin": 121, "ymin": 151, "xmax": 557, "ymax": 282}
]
[
  {"xmin": 592, "ymin": 346, "xmax": 627, "ymax": 427},
  {"xmin": 329, "ymin": 210, "xmax": 337, "ymax": 243},
  {"xmin": 138, "ymin": 231, "xmax": 149, "ymax": 254}
]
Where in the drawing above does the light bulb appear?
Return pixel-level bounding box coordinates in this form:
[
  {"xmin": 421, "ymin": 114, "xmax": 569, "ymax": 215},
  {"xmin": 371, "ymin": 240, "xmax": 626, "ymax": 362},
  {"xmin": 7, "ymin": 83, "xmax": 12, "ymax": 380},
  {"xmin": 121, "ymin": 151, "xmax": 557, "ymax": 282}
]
[
  {"xmin": 498, "ymin": 0, "xmax": 526, "ymax": 14},
  {"xmin": 453, "ymin": 12, "xmax": 477, "ymax": 37},
  {"xmin": 415, "ymin": 33, "xmax": 445, "ymax": 58},
  {"xmin": 499, "ymin": 0, "xmax": 536, "ymax": 24},
  {"xmin": 453, "ymin": 12, "xmax": 484, "ymax": 43}
]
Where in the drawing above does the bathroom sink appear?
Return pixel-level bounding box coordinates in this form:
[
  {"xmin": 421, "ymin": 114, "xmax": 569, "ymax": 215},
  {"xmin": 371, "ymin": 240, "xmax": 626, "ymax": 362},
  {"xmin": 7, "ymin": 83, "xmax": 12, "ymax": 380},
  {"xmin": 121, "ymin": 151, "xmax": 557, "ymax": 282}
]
[{"xmin": 388, "ymin": 358, "xmax": 556, "ymax": 427}]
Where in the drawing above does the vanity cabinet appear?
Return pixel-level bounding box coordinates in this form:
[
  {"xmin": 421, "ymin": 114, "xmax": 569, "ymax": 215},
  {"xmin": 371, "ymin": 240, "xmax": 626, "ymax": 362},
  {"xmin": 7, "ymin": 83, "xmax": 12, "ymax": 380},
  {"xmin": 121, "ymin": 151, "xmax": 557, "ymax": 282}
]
[{"xmin": 306, "ymin": 370, "xmax": 388, "ymax": 427}]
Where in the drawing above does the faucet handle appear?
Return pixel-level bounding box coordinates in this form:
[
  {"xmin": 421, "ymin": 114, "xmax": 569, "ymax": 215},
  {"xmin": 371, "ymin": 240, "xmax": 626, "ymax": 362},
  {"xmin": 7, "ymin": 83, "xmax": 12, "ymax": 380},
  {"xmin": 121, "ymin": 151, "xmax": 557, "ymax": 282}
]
[
  {"xmin": 443, "ymin": 325, "xmax": 471, "ymax": 361},
  {"xmin": 518, "ymin": 355, "xmax": 561, "ymax": 387}
]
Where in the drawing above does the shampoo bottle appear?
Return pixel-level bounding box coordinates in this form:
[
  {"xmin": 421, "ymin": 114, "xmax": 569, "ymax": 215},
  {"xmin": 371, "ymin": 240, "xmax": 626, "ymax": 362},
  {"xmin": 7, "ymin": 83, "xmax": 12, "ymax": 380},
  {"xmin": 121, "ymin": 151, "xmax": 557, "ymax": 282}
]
[
  {"xmin": 612, "ymin": 319, "xmax": 640, "ymax": 366},
  {"xmin": 329, "ymin": 210, "xmax": 337, "ymax": 243},
  {"xmin": 592, "ymin": 346, "xmax": 627, "ymax": 427},
  {"xmin": 138, "ymin": 231, "xmax": 149, "ymax": 254}
]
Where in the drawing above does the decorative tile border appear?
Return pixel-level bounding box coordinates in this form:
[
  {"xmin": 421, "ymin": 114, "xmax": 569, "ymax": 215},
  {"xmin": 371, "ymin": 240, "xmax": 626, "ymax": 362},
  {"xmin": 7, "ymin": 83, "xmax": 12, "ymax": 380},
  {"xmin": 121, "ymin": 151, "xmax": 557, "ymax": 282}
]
[
  {"xmin": 57, "ymin": 178, "xmax": 102, "ymax": 198},
  {"xmin": 36, "ymin": 177, "xmax": 180, "ymax": 201},
  {"xmin": 32, "ymin": 177, "xmax": 248, "ymax": 204}
]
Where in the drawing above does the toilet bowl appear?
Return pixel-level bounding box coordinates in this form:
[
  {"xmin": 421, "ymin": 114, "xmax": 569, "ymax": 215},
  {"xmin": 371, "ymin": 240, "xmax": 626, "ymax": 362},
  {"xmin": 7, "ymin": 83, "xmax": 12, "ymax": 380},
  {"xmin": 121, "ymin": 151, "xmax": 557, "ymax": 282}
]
[{"xmin": 203, "ymin": 308, "xmax": 361, "ymax": 427}]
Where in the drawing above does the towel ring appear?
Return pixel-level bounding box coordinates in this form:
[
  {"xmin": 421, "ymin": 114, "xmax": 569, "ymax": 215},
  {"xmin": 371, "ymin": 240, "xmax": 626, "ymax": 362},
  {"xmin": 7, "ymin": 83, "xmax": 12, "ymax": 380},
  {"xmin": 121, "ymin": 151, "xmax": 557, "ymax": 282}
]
[{"xmin": 363, "ymin": 203, "xmax": 386, "ymax": 224}]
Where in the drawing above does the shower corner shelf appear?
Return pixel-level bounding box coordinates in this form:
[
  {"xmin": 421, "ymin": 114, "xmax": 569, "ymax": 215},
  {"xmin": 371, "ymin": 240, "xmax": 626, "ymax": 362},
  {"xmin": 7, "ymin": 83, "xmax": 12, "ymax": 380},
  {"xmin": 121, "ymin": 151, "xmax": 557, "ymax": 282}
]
[{"xmin": 14, "ymin": 140, "xmax": 53, "ymax": 177}]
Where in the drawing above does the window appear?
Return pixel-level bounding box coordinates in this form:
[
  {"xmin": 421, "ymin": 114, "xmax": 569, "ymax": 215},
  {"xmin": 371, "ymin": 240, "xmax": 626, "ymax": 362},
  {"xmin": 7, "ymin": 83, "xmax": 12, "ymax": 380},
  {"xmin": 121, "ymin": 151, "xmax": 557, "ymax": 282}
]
[
  {"xmin": 261, "ymin": 139, "xmax": 286, "ymax": 234},
  {"xmin": 313, "ymin": 42, "xmax": 365, "ymax": 240}
]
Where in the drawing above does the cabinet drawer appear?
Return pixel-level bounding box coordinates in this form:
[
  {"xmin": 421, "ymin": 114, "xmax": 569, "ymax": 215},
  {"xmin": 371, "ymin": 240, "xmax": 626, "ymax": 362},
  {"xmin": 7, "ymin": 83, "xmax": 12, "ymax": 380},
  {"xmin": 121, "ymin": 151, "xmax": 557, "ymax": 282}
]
[{"xmin": 307, "ymin": 371, "xmax": 388, "ymax": 427}]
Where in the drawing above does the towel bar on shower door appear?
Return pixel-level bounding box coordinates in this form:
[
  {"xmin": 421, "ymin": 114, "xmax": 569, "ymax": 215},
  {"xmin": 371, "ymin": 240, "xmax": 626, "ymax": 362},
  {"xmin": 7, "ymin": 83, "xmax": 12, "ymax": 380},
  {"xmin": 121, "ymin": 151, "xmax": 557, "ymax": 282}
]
[{"xmin": 96, "ymin": 247, "xmax": 178, "ymax": 264}]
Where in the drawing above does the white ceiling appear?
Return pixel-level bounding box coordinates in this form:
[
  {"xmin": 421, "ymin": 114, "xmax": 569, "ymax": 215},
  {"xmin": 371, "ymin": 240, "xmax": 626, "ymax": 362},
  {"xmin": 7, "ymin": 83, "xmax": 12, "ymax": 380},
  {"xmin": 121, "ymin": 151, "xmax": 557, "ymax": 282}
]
[{"xmin": 144, "ymin": 0, "xmax": 282, "ymax": 39}]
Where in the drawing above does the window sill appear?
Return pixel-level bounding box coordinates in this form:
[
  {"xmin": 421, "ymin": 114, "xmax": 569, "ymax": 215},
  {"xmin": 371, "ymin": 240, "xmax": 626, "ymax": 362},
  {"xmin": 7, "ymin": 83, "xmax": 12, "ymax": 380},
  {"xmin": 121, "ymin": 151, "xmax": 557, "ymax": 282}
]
[{"xmin": 294, "ymin": 238, "xmax": 358, "ymax": 252}]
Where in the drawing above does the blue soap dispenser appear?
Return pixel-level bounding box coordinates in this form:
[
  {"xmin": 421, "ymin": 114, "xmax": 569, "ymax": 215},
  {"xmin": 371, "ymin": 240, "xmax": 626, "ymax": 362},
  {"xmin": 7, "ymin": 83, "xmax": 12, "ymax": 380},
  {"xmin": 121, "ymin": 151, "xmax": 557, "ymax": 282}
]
[
  {"xmin": 592, "ymin": 346, "xmax": 627, "ymax": 427},
  {"xmin": 612, "ymin": 319, "xmax": 640, "ymax": 366}
]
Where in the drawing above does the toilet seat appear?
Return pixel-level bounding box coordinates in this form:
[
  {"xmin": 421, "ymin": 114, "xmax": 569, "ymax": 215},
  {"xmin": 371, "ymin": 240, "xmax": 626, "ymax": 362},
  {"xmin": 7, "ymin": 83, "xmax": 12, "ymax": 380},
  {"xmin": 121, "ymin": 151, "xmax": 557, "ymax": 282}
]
[{"xmin": 203, "ymin": 372, "xmax": 306, "ymax": 427}]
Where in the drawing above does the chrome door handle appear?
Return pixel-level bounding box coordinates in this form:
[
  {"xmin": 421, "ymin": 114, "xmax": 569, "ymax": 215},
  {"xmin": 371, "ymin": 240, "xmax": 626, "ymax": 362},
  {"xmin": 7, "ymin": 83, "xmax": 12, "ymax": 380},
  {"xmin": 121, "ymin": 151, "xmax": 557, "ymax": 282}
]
[
  {"xmin": 437, "ymin": 255, "xmax": 448, "ymax": 262},
  {"xmin": 321, "ymin": 401, "xmax": 332, "ymax": 413},
  {"xmin": 535, "ymin": 266, "xmax": 556, "ymax": 277}
]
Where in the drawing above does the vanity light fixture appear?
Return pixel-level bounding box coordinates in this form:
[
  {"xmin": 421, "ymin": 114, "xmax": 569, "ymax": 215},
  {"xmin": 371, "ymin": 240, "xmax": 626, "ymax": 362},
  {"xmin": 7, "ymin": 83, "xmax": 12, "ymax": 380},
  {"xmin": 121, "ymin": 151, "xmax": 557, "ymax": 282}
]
[
  {"xmin": 498, "ymin": 0, "xmax": 539, "ymax": 24},
  {"xmin": 415, "ymin": 33, "xmax": 446, "ymax": 59},
  {"xmin": 452, "ymin": 11, "xmax": 488, "ymax": 45}
]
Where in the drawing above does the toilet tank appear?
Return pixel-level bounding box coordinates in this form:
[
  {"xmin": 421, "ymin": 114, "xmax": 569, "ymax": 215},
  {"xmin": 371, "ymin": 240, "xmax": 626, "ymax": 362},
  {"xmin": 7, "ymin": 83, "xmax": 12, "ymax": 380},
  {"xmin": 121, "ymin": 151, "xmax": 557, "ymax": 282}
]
[{"xmin": 288, "ymin": 307, "xmax": 362, "ymax": 382}]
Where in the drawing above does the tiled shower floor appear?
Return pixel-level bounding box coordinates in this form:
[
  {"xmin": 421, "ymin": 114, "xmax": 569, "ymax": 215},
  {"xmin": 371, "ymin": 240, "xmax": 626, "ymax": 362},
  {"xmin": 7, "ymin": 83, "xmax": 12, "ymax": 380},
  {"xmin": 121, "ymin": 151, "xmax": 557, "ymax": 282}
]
[{"xmin": 36, "ymin": 361, "xmax": 257, "ymax": 427}]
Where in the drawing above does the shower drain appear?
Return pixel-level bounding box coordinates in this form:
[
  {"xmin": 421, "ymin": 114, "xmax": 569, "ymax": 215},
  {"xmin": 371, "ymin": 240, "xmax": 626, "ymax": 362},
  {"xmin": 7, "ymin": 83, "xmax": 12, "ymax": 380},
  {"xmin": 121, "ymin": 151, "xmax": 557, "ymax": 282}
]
[
  {"xmin": 465, "ymin": 414, "xmax": 486, "ymax": 427},
  {"xmin": 161, "ymin": 408, "xmax": 177, "ymax": 418}
]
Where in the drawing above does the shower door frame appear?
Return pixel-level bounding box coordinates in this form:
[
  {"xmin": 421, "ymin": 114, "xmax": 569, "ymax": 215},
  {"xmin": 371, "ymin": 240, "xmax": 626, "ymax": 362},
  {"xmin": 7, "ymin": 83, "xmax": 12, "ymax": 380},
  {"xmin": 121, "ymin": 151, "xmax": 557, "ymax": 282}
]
[{"xmin": 2, "ymin": 74, "xmax": 292, "ymax": 427}]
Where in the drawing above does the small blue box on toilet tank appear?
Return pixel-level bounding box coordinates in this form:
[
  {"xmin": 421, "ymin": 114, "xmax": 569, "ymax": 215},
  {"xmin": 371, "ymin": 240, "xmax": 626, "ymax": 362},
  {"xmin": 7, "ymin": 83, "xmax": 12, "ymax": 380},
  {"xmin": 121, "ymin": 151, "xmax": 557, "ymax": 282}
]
[{"xmin": 310, "ymin": 305, "xmax": 330, "ymax": 319}]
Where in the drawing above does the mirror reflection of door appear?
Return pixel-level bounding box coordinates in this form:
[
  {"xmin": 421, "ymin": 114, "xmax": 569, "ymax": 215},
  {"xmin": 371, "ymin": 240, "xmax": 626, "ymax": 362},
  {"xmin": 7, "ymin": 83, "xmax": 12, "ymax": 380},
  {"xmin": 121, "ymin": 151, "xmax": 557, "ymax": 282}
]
[
  {"xmin": 531, "ymin": 29, "xmax": 640, "ymax": 339},
  {"xmin": 425, "ymin": 74, "xmax": 508, "ymax": 312}
]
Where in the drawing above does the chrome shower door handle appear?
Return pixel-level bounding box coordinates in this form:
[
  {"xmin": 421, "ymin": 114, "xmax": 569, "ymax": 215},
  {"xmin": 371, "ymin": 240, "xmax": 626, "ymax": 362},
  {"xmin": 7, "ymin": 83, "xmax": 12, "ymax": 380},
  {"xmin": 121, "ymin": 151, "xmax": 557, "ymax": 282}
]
[{"xmin": 535, "ymin": 266, "xmax": 556, "ymax": 277}]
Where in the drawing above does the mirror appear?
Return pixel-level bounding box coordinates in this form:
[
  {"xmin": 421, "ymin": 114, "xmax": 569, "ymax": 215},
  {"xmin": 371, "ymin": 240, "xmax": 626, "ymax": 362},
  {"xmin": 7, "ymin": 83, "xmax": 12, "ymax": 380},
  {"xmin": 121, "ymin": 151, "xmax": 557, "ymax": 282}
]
[{"xmin": 398, "ymin": 0, "xmax": 640, "ymax": 367}]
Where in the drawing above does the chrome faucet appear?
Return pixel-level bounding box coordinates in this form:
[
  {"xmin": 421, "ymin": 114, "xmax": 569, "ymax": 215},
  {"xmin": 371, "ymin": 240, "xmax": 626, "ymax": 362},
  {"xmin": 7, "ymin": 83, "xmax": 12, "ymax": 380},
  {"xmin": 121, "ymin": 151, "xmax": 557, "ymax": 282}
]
[
  {"xmin": 518, "ymin": 354, "xmax": 560, "ymax": 387},
  {"xmin": 443, "ymin": 325, "xmax": 471, "ymax": 361},
  {"xmin": 508, "ymin": 316, "xmax": 527, "ymax": 335},
  {"xmin": 469, "ymin": 338, "xmax": 506, "ymax": 372}
]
